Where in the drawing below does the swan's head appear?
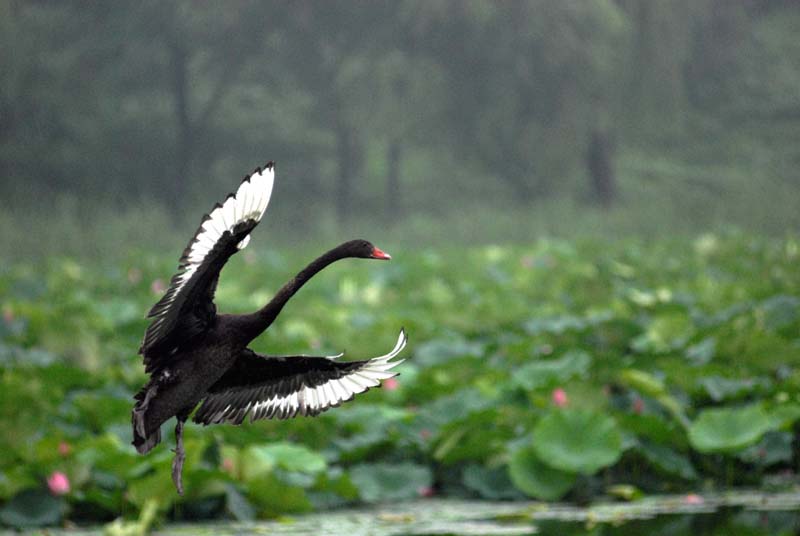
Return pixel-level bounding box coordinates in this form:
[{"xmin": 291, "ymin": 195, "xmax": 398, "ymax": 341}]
[{"xmin": 344, "ymin": 239, "xmax": 392, "ymax": 260}]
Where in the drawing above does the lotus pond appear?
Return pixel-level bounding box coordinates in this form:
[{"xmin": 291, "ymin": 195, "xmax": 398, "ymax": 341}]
[
  {"xmin": 5, "ymin": 494, "xmax": 800, "ymax": 535},
  {"xmin": 1, "ymin": 234, "xmax": 799, "ymax": 532}
]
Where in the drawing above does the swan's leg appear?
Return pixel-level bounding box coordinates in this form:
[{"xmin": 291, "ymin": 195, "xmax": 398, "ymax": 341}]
[
  {"xmin": 132, "ymin": 383, "xmax": 158, "ymax": 439},
  {"xmin": 171, "ymin": 418, "xmax": 187, "ymax": 495}
]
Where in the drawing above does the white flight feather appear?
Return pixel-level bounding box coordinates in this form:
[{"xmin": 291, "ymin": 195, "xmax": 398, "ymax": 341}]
[
  {"xmin": 145, "ymin": 166, "xmax": 275, "ymax": 348},
  {"xmin": 205, "ymin": 329, "xmax": 407, "ymax": 424}
]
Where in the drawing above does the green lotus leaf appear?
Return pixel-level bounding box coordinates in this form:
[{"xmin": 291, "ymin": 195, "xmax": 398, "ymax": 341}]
[
  {"xmin": 463, "ymin": 463, "xmax": 523, "ymax": 500},
  {"xmin": 769, "ymin": 403, "xmax": 800, "ymax": 429},
  {"xmin": 688, "ymin": 404, "xmax": 772, "ymax": 453},
  {"xmin": 638, "ymin": 440, "xmax": 698, "ymax": 480},
  {"xmin": 349, "ymin": 462, "xmax": 432, "ymax": 503},
  {"xmin": 0, "ymin": 489, "xmax": 65, "ymax": 528},
  {"xmin": 508, "ymin": 445, "xmax": 576, "ymax": 500},
  {"xmin": 242, "ymin": 443, "xmax": 326, "ymax": 480},
  {"xmin": 513, "ymin": 351, "xmax": 592, "ymax": 391},
  {"xmin": 246, "ymin": 472, "xmax": 311, "ymax": 517},
  {"xmin": 737, "ymin": 432, "xmax": 794, "ymax": 466},
  {"xmin": 758, "ymin": 295, "xmax": 799, "ymax": 330},
  {"xmin": 631, "ymin": 311, "xmax": 694, "ymax": 353},
  {"xmin": 685, "ymin": 337, "xmax": 716, "ymax": 365},
  {"xmin": 532, "ymin": 409, "xmax": 623, "ymax": 474}
]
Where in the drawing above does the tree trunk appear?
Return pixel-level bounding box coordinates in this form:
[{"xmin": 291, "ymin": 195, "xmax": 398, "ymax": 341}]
[
  {"xmin": 385, "ymin": 138, "xmax": 402, "ymax": 220},
  {"xmin": 587, "ymin": 128, "xmax": 616, "ymax": 208},
  {"xmin": 169, "ymin": 40, "xmax": 193, "ymax": 217},
  {"xmin": 335, "ymin": 119, "xmax": 353, "ymax": 225}
]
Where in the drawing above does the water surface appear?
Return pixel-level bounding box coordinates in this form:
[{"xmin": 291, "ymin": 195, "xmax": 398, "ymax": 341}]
[{"xmin": 10, "ymin": 491, "xmax": 800, "ymax": 535}]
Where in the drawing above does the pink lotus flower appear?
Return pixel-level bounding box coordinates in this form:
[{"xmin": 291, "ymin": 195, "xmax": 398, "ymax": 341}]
[
  {"xmin": 221, "ymin": 458, "xmax": 235, "ymax": 474},
  {"xmin": 383, "ymin": 377, "xmax": 399, "ymax": 391},
  {"xmin": 57, "ymin": 441, "xmax": 71, "ymax": 457},
  {"xmin": 552, "ymin": 388, "xmax": 569, "ymax": 407},
  {"xmin": 417, "ymin": 485, "xmax": 435, "ymax": 497},
  {"xmin": 2, "ymin": 306, "xmax": 13, "ymax": 324},
  {"xmin": 47, "ymin": 471, "xmax": 70, "ymax": 495},
  {"xmin": 632, "ymin": 397, "xmax": 644, "ymax": 414},
  {"xmin": 150, "ymin": 278, "xmax": 166, "ymax": 295},
  {"xmin": 684, "ymin": 493, "xmax": 704, "ymax": 505}
]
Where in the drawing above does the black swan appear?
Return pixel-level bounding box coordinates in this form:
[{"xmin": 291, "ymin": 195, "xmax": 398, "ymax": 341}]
[{"xmin": 131, "ymin": 162, "xmax": 406, "ymax": 494}]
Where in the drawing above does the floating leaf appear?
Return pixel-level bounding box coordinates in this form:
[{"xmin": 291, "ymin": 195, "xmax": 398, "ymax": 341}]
[
  {"xmin": 126, "ymin": 465, "xmax": 177, "ymax": 510},
  {"xmin": 0, "ymin": 489, "xmax": 65, "ymax": 528},
  {"xmin": 513, "ymin": 351, "xmax": 592, "ymax": 391},
  {"xmin": 738, "ymin": 432, "xmax": 794, "ymax": 467},
  {"xmin": 619, "ymin": 369, "xmax": 688, "ymax": 428},
  {"xmin": 225, "ymin": 484, "xmax": 256, "ymax": 521},
  {"xmin": 619, "ymin": 369, "xmax": 667, "ymax": 398},
  {"xmin": 698, "ymin": 376, "xmax": 771, "ymax": 402},
  {"xmin": 309, "ymin": 468, "xmax": 359, "ymax": 508},
  {"xmin": 685, "ymin": 337, "xmax": 716, "ymax": 365},
  {"xmin": 332, "ymin": 404, "xmax": 409, "ymax": 455},
  {"xmin": 616, "ymin": 413, "xmax": 686, "ymax": 448},
  {"xmin": 688, "ymin": 404, "xmax": 772, "ymax": 453},
  {"xmin": 246, "ymin": 473, "xmax": 311, "ymax": 517},
  {"xmin": 414, "ymin": 335, "xmax": 484, "ymax": 367},
  {"xmin": 0, "ymin": 344, "xmax": 57, "ymax": 367},
  {"xmin": 769, "ymin": 403, "xmax": 800, "ymax": 429},
  {"xmin": 638, "ymin": 441, "xmax": 698, "ymax": 480},
  {"xmin": 462, "ymin": 464, "xmax": 523, "ymax": 500},
  {"xmin": 631, "ymin": 312, "xmax": 694, "ymax": 353},
  {"xmin": 348, "ymin": 462, "xmax": 432, "ymax": 503},
  {"xmin": 532, "ymin": 410, "xmax": 623, "ymax": 474},
  {"xmin": 241, "ymin": 443, "xmax": 326, "ymax": 481},
  {"xmin": 758, "ymin": 295, "xmax": 799, "ymax": 330},
  {"xmin": 411, "ymin": 388, "xmax": 493, "ymax": 434},
  {"xmin": 508, "ymin": 445, "xmax": 576, "ymax": 500},
  {"xmin": 523, "ymin": 314, "xmax": 587, "ymax": 335},
  {"xmin": 433, "ymin": 409, "xmax": 512, "ymax": 464}
]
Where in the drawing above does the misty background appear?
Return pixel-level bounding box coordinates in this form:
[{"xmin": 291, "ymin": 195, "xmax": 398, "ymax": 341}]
[{"xmin": 2, "ymin": 0, "xmax": 800, "ymax": 258}]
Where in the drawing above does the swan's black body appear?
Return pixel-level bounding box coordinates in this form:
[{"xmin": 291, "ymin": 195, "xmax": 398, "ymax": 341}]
[{"xmin": 132, "ymin": 162, "xmax": 405, "ymax": 493}]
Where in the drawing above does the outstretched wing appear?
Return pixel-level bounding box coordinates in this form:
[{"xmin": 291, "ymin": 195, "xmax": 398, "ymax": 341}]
[
  {"xmin": 194, "ymin": 330, "xmax": 407, "ymax": 425},
  {"xmin": 140, "ymin": 162, "xmax": 275, "ymax": 370}
]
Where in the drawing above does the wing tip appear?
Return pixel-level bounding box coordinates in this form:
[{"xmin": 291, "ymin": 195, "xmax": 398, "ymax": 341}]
[
  {"xmin": 245, "ymin": 161, "xmax": 275, "ymax": 183},
  {"xmin": 141, "ymin": 161, "xmax": 277, "ymax": 359},
  {"xmin": 395, "ymin": 328, "xmax": 408, "ymax": 353}
]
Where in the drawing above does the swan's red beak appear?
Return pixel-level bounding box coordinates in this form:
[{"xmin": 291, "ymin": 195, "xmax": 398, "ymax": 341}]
[{"xmin": 371, "ymin": 246, "xmax": 391, "ymax": 260}]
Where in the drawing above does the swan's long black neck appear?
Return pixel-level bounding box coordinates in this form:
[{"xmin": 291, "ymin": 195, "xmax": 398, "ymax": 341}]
[{"xmin": 236, "ymin": 243, "xmax": 356, "ymax": 344}]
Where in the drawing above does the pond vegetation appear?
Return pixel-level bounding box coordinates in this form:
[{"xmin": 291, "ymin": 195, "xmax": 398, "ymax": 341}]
[{"xmin": 1, "ymin": 234, "xmax": 799, "ymax": 531}]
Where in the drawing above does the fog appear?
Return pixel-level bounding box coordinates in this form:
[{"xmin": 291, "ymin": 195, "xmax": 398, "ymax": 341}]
[{"xmin": 2, "ymin": 0, "xmax": 799, "ymax": 257}]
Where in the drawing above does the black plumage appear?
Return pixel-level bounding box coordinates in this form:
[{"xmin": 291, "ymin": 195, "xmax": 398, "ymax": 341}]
[{"xmin": 131, "ymin": 162, "xmax": 406, "ymax": 494}]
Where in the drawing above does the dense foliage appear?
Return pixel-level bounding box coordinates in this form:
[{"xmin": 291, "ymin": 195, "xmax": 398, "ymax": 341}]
[{"xmin": 1, "ymin": 234, "xmax": 798, "ymax": 529}]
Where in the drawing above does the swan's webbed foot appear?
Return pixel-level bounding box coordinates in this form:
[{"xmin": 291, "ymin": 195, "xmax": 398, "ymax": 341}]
[{"xmin": 171, "ymin": 419, "xmax": 186, "ymax": 495}]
